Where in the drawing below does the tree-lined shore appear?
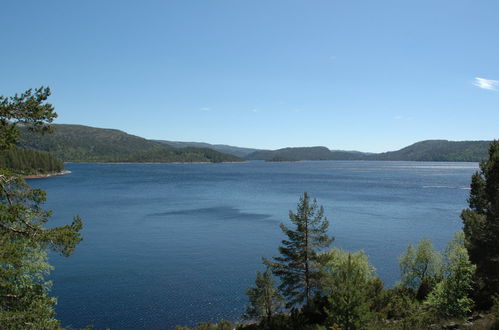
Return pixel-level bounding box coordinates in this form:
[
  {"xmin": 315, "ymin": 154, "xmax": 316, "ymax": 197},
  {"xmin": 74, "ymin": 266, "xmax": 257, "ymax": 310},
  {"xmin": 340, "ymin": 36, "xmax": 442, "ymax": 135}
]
[
  {"xmin": 0, "ymin": 87, "xmax": 83, "ymax": 328},
  {"xmin": 1, "ymin": 87, "xmax": 497, "ymax": 329},
  {"xmin": 178, "ymin": 142, "xmax": 499, "ymax": 329}
]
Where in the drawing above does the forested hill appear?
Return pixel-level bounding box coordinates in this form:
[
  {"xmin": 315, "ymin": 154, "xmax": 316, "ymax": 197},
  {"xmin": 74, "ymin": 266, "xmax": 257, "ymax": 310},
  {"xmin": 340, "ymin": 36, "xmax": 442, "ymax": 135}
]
[
  {"xmin": 156, "ymin": 140, "xmax": 262, "ymax": 158},
  {"xmin": 245, "ymin": 140, "xmax": 491, "ymax": 162},
  {"xmin": 246, "ymin": 147, "xmax": 365, "ymax": 161},
  {"xmin": 16, "ymin": 123, "xmax": 492, "ymax": 163},
  {"xmin": 368, "ymin": 140, "xmax": 492, "ymax": 161},
  {"xmin": 18, "ymin": 124, "xmax": 243, "ymax": 163}
]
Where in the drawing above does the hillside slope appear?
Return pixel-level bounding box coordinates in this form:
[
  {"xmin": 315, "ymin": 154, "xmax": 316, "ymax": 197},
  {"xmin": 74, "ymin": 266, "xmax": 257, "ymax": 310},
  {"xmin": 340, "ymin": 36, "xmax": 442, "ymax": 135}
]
[
  {"xmin": 368, "ymin": 140, "xmax": 491, "ymax": 161},
  {"xmin": 156, "ymin": 140, "xmax": 262, "ymax": 158},
  {"xmin": 18, "ymin": 124, "xmax": 242, "ymax": 163},
  {"xmin": 246, "ymin": 146, "xmax": 365, "ymax": 161},
  {"xmin": 245, "ymin": 140, "xmax": 492, "ymax": 162}
]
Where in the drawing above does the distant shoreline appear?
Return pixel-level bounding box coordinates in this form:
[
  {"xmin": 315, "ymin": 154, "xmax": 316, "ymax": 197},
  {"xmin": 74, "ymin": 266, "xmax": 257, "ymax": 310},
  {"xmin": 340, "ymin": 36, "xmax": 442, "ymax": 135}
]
[
  {"xmin": 24, "ymin": 170, "xmax": 72, "ymax": 179},
  {"xmin": 63, "ymin": 161, "xmax": 247, "ymax": 165}
]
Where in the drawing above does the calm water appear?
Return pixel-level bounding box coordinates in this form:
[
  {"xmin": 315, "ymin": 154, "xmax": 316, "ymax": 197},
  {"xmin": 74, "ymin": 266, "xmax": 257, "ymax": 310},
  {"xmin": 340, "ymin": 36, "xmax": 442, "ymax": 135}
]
[{"xmin": 29, "ymin": 161, "xmax": 478, "ymax": 329}]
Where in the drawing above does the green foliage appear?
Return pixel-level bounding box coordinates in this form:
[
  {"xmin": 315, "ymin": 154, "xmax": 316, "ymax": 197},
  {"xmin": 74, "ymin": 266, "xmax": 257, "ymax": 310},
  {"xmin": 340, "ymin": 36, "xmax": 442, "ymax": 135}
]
[
  {"xmin": 264, "ymin": 192, "xmax": 333, "ymax": 307},
  {"xmin": 461, "ymin": 140, "xmax": 499, "ymax": 309},
  {"xmin": 0, "ymin": 88, "xmax": 83, "ymax": 328},
  {"xmin": 398, "ymin": 238, "xmax": 442, "ymax": 300},
  {"xmin": 244, "ymin": 267, "xmax": 283, "ymax": 321},
  {"xmin": 246, "ymin": 140, "xmax": 491, "ymax": 162},
  {"xmin": 238, "ymin": 314, "xmax": 296, "ymax": 330},
  {"xmin": 321, "ymin": 249, "xmax": 375, "ymax": 289},
  {"xmin": 0, "ymin": 146, "xmax": 64, "ymax": 175},
  {"xmin": 383, "ymin": 305, "xmax": 435, "ymax": 330},
  {"xmin": 0, "ymin": 172, "xmax": 83, "ymax": 328},
  {"xmin": 247, "ymin": 147, "xmax": 362, "ymax": 161},
  {"xmin": 175, "ymin": 320, "xmax": 235, "ymax": 330},
  {"xmin": 364, "ymin": 277, "xmax": 386, "ymax": 317},
  {"xmin": 379, "ymin": 287, "xmax": 417, "ymax": 320},
  {"xmin": 0, "ymin": 87, "xmax": 56, "ymax": 151},
  {"xmin": 19, "ymin": 124, "xmax": 243, "ymax": 163},
  {"xmin": 158, "ymin": 140, "xmax": 260, "ymax": 158},
  {"xmin": 372, "ymin": 140, "xmax": 491, "ymax": 162},
  {"xmin": 191, "ymin": 158, "xmax": 499, "ymax": 330},
  {"xmin": 425, "ymin": 232, "xmax": 476, "ymax": 319},
  {"xmin": 0, "ymin": 87, "xmax": 64, "ymax": 175},
  {"xmin": 322, "ymin": 249, "xmax": 375, "ymax": 330}
]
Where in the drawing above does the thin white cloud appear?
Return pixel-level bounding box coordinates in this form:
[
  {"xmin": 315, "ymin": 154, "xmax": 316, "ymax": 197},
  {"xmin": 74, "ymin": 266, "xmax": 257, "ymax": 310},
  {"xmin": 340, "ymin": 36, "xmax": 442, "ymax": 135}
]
[
  {"xmin": 473, "ymin": 77, "xmax": 499, "ymax": 91},
  {"xmin": 200, "ymin": 107, "xmax": 211, "ymax": 111}
]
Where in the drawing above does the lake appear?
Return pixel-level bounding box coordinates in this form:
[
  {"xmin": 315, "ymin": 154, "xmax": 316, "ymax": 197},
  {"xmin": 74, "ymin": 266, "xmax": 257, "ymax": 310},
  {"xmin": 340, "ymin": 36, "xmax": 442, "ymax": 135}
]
[{"xmin": 29, "ymin": 161, "xmax": 478, "ymax": 329}]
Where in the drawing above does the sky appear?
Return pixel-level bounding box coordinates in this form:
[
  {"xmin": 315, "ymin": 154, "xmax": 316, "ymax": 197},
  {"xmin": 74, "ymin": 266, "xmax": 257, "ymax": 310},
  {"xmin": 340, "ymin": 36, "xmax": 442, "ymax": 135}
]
[{"xmin": 1, "ymin": 1, "xmax": 498, "ymax": 152}]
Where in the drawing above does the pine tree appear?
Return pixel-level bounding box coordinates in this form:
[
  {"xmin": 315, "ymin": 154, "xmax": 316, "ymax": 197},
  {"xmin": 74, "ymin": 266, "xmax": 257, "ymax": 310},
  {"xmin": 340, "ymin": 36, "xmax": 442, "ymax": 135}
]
[
  {"xmin": 244, "ymin": 267, "xmax": 283, "ymax": 322},
  {"xmin": 0, "ymin": 87, "xmax": 83, "ymax": 328},
  {"xmin": 0, "ymin": 147, "xmax": 64, "ymax": 175},
  {"xmin": 0, "ymin": 87, "xmax": 56, "ymax": 151},
  {"xmin": 265, "ymin": 192, "xmax": 333, "ymax": 307},
  {"xmin": 461, "ymin": 140, "xmax": 499, "ymax": 309}
]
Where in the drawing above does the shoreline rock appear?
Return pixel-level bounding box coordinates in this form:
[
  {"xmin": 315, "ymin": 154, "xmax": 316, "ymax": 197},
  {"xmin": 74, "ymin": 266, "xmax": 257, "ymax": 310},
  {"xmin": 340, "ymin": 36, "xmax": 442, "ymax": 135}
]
[{"xmin": 24, "ymin": 170, "xmax": 72, "ymax": 180}]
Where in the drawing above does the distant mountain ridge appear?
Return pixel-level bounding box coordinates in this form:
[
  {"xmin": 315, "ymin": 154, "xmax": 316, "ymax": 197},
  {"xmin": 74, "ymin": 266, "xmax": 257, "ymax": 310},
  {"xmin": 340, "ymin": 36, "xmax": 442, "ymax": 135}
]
[
  {"xmin": 156, "ymin": 140, "xmax": 262, "ymax": 158},
  {"xmin": 156, "ymin": 139, "xmax": 492, "ymax": 162},
  {"xmin": 246, "ymin": 146, "xmax": 366, "ymax": 161},
  {"xmin": 245, "ymin": 140, "xmax": 492, "ymax": 162},
  {"xmin": 370, "ymin": 140, "xmax": 491, "ymax": 161},
  {"xmin": 18, "ymin": 124, "xmax": 242, "ymax": 163},
  {"xmin": 17, "ymin": 123, "xmax": 493, "ymax": 163}
]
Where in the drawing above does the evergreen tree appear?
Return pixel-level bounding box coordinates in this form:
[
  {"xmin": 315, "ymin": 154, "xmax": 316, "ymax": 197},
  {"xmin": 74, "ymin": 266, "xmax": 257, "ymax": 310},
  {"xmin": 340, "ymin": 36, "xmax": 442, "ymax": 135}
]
[
  {"xmin": 265, "ymin": 192, "xmax": 333, "ymax": 307},
  {"xmin": 398, "ymin": 238, "xmax": 442, "ymax": 300},
  {"xmin": 461, "ymin": 140, "xmax": 499, "ymax": 309},
  {"xmin": 0, "ymin": 87, "xmax": 56, "ymax": 151},
  {"xmin": 0, "ymin": 146, "xmax": 64, "ymax": 175},
  {"xmin": 244, "ymin": 267, "xmax": 283, "ymax": 322},
  {"xmin": 0, "ymin": 87, "xmax": 83, "ymax": 328}
]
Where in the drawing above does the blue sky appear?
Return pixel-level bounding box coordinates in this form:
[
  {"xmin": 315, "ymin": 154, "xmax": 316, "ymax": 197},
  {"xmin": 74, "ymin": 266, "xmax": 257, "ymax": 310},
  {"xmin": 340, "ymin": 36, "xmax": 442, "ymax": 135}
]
[{"xmin": 1, "ymin": 1, "xmax": 498, "ymax": 152}]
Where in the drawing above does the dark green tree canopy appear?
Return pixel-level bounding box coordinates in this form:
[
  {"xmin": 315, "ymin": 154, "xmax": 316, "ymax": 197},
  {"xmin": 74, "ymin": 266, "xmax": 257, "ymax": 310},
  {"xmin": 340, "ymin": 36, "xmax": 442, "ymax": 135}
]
[
  {"xmin": 0, "ymin": 87, "xmax": 56, "ymax": 151},
  {"xmin": 0, "ymin": 146, "xmax": 64, "ymax": 175},
  {"xmin": 398, "ymin": 238, "xmax": 443, "ymax": 300},
  {"xmin": 461, "ymin": 140, "xmax": 499, "ymax": 309},
  {"xmin": 424, "ymin": 232, "xmax": 475, "ymax": 319},
  {"xmin": 324, "ymin": 250, "xmax": 375, "ymax": 330},
  {"xmin": 265, "ymin": 192, "xmax": 333, "ymax": 308},
  {"xmin": 0, "ymin": 87, "xmax": 82, "ymax": 328},
  {"xmin": 244, "ymin": 267, "xmax": 283, "ymax": 322}
]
